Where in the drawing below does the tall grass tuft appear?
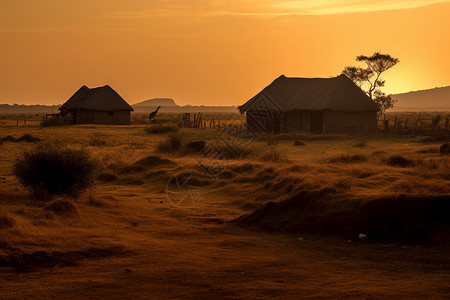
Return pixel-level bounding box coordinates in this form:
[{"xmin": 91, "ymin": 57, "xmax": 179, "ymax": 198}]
[
  {"xmin": 260, "ymin": 145, "xmax": 288, "ymax": 162},
  {"xmin": 156, "ymin": 134, "xmax": 184, "ymax": 153}
]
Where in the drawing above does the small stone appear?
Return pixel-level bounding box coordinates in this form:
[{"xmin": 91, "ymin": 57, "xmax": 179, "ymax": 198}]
[
  {"xmin": 358, "ymin": 233, "xmax": 367, "ymax": 240},
  {"xmin": 347, "ymin": 239, "xmax": 352, "ymax": 243},
  {"xmin": 298, "ymin": 237, "xmax": 304, "ymax": 240}
]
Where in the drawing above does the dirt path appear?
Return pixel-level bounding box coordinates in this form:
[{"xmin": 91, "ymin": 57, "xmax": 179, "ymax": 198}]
[{"xmin": 1, "ymin": 186, "xmax": 449, "ymax": 299}]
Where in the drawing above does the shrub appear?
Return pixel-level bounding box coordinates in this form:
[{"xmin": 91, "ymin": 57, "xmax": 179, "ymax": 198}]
[
  {"xmin": 156, "ymin": 134, "xmax": 184, "ymax": 153},
  {"xmin": 144, "ymin": 125, "xmax": 178, "ymax": 134},
  {"xmin": 41, "ymin": 115, "xmax": 72, "ymax": 127},
  {"xmin": 353, "ymin": 139, "xmax": 367, "ymax": 147},
  {"xmin": 440, "ymin": 143, "xmax": 450, "ymax": 154},
  {"xmin": 0, "ymin": 215, "xmax": 15, "ymax": 229},
  {"xmin": 13, "ymin": 143, "xmax": 98, "ymax": 197},
  {"xmin": 184, "ymin": 141, "xmax": 206, "ymax": 154},
  {"xmin": 89, "ymin": 138, "xmax": 107, "ymax": 147},
  {"xmin": 386, "ymin": 155, "xmax": 414, "ymax": 167}
]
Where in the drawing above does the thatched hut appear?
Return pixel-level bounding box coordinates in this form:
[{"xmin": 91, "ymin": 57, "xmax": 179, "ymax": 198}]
[
  {"xmin": 59, "ymin": 85, "xmax": 133, "ymax": 125},
  {"xmin": 239, "ymin": 75, "xmax": 379, "ymax": 133}
]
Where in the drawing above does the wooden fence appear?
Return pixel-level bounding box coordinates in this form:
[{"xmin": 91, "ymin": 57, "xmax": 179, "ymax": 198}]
[
  {"xmin": 378, "ymin": 114, "xmax": 449, "ymax": 137},
  {"xmin": 178, "ymin": 113, "xmax": 245, "ymax": 131},
  {"xmin": 0, "ymin": 119, "xmax": 42, "ymax": 127}
]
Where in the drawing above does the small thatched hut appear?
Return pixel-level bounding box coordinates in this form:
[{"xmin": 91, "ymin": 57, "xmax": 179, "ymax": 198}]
[
  {"xmin": 239, "ymin": 75, "xmax": 379, "ymax": 133},
  {"xmin": 59, "ymin": 85, "xmax": 133, "ymax": 125}
]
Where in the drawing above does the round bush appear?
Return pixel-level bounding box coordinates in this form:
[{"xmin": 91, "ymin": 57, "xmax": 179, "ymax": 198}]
[{"xmin": 13, "ymin": 143, "xmax": 98, "ymax": 197}]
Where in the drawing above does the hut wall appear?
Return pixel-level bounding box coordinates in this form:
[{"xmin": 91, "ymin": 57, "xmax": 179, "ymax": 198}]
[
  {"xmin": 248, "ymin": 109, "xmax": 377, "ymax": 133},
  {"xmin": 246, "ymin": 110, "xmax": 281, "ymax": 132},
  {"xmin": 76, "ymin": 110, "xmax": 130, "ymax": 125},
  {"xmin": 283, "ymin": 110, "xmax": 323, "ymax": 132},
  {"xmin": 323, "ymin": 111, "xmax": 377, "ymax": 133},
  {"xmin": 284, "ymin": 111, "xmax": 302, "ymax": 131}
]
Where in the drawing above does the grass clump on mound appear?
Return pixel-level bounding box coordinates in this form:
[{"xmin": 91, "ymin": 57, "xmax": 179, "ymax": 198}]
[
  {"xmin": 144, "ymin": 124, "xmax": 178, "ymax": 135},
  {"xmin": 1, "ymin": 134, "xmax": 41, "ymax": 143},
  {"xmin": 230, "ymin": 163, "xmax": 257, "ymax": 174},
  {"xmin": 236, "ymin": 191, "xmax": 450, "ymax": 243},
  {"xmin": 386, "ymin": 155, "xmax": 414, "ymax": 167},
  {"xmin": 97, "ymin": 171, "xmax": 118, "ymax": 182},
  {"xmin": 13, "ymin": 143, "xmax": 98, "ymax": 197},
  {"xmin": 328, "ymin": 154, "xmax": 367, "ymax": 164},
  {"xmin": 156, "ymin": 133, "xmax": 252, "ymax": 159},
  {"xmin": 45, "ymin": 199, "xmax": 78, "ymax": 217},
  {"xmin": 120, "ymin": 155, "xmax": 176, "ymax": 174},
  {"xmin": 205, "ymin": 141, "xmax": 253, "ymax": 160}
]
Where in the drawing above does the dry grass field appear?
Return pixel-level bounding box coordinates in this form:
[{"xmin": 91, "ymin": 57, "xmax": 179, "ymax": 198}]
[{"xmin": 0, "ymin": 113, "xmax": 449, "ymax": 299}]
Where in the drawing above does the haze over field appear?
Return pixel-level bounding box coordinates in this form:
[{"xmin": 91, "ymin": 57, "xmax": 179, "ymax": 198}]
[{"xmin": 1, "ymin": 1, "xmax": 450, "ymax": 106}]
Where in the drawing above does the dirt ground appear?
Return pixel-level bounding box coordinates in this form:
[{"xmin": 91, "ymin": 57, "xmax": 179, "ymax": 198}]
[{"xmin": 0, "ymin": 123, "xmax": 449, "ymax": 299}]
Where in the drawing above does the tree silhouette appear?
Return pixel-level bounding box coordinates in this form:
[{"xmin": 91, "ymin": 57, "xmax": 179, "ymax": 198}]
[{"xmin": 342, "ymin": 52, "xmax": 399, "ymax": 118}]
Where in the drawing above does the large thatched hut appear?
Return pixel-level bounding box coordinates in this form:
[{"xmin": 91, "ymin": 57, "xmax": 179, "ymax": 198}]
[
  {"xmin": 239, "ymin": 75, "xmax": 379, "ymax": 133},
  {"xmin": 59, "ymin": 85, "xmax": 133, "ymax": 125}
]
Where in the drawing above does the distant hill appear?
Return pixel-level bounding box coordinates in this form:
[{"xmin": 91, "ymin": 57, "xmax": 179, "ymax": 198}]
[
  {"xmin": 132, "ymin": 98, "xmax": 238, "ymax": 113},
  {"xmin": 132, "ymin": 105, "xmax": 239, "ymax": 113},
  {"xmin": 133, "ymin": 98, "xmax": 178, "ymax": 107},
  {"xmin": 391, "ymin": 86, "xmax": 450, "ymax": 111}
]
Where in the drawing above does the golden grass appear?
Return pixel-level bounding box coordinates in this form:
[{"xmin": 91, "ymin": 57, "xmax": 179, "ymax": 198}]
[
  {"xmin": 0, "ymin": 119, "xmax": 449, "ymax": 297},
  {"xmin": 0, "ymin": 122, "xmax": 447, "ymax": 222}
]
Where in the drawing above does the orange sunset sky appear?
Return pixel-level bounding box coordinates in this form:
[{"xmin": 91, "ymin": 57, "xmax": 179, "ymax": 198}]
[{"xmin": 1, "ymin": 0, "xmax": 449, "ymax": 106}]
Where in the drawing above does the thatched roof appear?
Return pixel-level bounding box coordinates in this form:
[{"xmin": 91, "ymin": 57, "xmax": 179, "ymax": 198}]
[
  {"xmin": 59, "ymin": 85, "xmax": 134, "ymax": 112},
  {"xmin": 239, "ymin": 74, "xmax": 378, "ymax": 113}
]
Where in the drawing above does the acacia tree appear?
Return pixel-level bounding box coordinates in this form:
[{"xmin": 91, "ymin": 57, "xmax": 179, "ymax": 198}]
[{"xmin": 342, "ymin": 52, "xmax": 399, "ymax": 117}]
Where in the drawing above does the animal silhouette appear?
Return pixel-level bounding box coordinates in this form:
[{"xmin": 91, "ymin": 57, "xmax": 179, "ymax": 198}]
[{"xmin": 149, "ymin": 106, "xmax": 161, "ymax": 121}]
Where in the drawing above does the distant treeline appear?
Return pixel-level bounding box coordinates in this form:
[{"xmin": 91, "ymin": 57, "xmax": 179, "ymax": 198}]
[{"xmin": 0, "ymin": 104, "xmax": 60, "ymax": 113}]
